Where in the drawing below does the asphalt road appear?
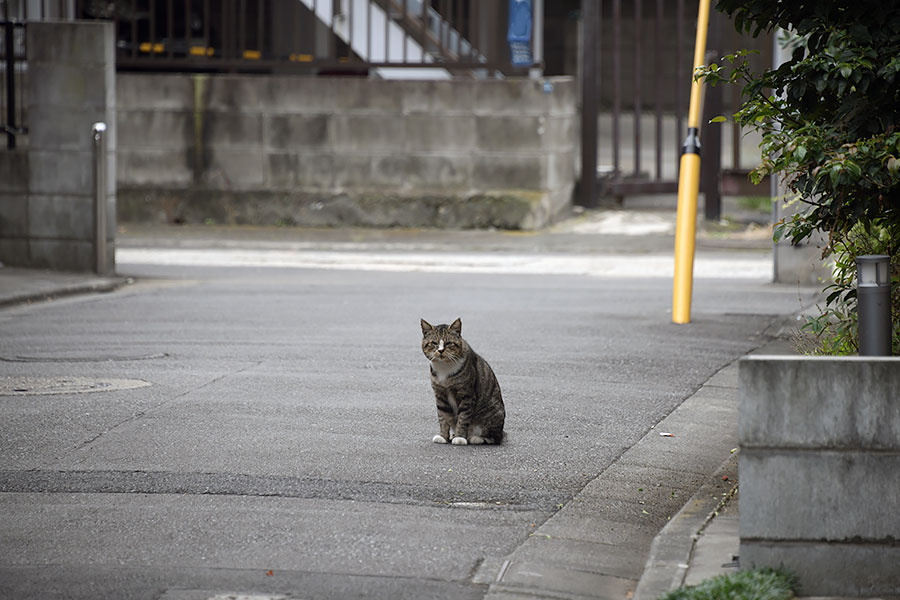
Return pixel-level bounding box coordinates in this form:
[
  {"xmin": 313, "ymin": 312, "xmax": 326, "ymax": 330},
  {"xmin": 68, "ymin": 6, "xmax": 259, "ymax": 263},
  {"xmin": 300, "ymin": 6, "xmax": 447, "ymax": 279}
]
[{"xmin": 0, "ymin": 233, "xmax": 817, "ymax": 599}]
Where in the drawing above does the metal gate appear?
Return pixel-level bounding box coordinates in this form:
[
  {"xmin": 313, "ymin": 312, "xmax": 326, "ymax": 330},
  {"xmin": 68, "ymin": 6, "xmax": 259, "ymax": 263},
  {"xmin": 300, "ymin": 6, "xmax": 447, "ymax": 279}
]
[{"xmin": 580, "ymin": 0, "xmax": 772, "ymax": 217}]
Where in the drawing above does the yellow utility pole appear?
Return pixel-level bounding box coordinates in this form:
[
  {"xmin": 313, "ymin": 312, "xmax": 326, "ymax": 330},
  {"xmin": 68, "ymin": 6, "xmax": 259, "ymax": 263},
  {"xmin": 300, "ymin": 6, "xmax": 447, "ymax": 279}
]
[{"xmin": 672, "ymin": 0, "xmax": 712, "ymax": 324}]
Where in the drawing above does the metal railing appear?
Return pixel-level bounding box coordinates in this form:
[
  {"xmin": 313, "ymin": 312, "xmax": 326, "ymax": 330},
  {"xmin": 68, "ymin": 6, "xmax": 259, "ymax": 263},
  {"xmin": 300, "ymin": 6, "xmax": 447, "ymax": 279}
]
[
  {"xmin": 1, "ymin": 19, "xmax": 26, "ymax": 149},
  {"xmin": 73, "ymin": 0, "xmax": 520, "ymax": 76},
  {"xmin": 581, "ymin": 0, "xmax": 772, "ymax": 208}
]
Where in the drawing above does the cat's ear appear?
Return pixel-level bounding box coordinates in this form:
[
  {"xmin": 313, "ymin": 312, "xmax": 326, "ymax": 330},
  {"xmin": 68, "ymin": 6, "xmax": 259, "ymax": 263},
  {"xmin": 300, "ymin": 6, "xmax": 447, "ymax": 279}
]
[
  {"xmin": 420, "ymin": 319, "xmax": 434, "ymax": 334},
  {"xmin": 450, "ymin": 318, "xmax": 462, "ymax": 334}
]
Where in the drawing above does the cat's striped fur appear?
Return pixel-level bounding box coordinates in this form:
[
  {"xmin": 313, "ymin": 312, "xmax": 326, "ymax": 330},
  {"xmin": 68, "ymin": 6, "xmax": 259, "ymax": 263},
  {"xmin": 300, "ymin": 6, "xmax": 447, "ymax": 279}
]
[{"xmin": 420, "ymin": 318, "xmax": 505, "ymax": 445}]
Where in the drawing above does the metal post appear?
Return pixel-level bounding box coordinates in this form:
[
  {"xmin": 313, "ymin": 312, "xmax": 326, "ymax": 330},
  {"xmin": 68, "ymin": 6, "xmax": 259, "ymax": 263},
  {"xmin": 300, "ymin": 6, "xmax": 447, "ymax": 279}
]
[
  {"xmin": 672, "ymin": 0, "xmax": 711, "ymax": 325},
  {"xmin": 4, "ymin": 20, "xmax": 16, "ymax": 150},
  {"xmin": 530, "ymin": 0, "xmax": 543, "ymax": 79},
  {"xmin": 580, "ymin": 0, "xmax": 599, "ymax": 207},
  {"xmin": 92, "ymin": 122, "xmax": 109, "ymax": 276},
  {"xmin": 857, "ymin": 255, "xmax": 892, "ymax": 356}
]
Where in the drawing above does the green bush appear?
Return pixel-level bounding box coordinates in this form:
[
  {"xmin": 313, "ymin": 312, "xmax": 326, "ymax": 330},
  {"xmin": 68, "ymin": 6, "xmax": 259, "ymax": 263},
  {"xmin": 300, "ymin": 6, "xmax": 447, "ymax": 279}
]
[{"xmin": 700, "ymin": 1, "xmax": 900, "ymax": 354}]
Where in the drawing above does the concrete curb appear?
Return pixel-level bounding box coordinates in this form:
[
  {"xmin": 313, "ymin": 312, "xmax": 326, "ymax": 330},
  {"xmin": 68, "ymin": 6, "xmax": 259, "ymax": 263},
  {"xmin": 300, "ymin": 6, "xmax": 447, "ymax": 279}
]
[
  {"xmin": 0, "ymin": 271, "xmax": 128, "ymax": 309},
  {"xmin": 632, "ymin": 454, "xmax": 739, "ymax": 600}
]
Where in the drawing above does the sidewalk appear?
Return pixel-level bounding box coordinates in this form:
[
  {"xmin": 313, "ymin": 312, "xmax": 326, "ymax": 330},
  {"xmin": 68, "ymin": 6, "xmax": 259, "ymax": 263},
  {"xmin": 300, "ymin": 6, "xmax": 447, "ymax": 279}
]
[{"xmin": 0, "ymin": 266, "xmax": 127, "ymax": 309}]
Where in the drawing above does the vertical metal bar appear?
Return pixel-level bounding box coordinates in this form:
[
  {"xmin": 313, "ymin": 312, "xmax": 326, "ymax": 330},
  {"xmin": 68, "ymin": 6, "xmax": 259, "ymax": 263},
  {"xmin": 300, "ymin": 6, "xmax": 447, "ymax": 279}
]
[
  {"xmin": 655, "ymin": 0, "xmax": 663, "ymax": 179},
  {"xmin": 258, "ymin": 0, "xmax": 264, "ymax": 56},
  {"xmin": 4, "ymin": 21, "xmax": 16, "ymax": 150},
  {"xmin": 149, "ymin": 0, "xmax": 156, "ymax": 57},
  {"xmin": 384, "ymin": 0, "xmax": 389, "ymax": 62},
  {"xmin": 184, "ymin": 0, "xmax": 191, "ymax": 57},
  {"xmin": 367, "ymin": 0, "xmax": 371, "ymax": 62},
  {"xmin": 702, "ymin": 10, "xmax": 722, "ymax": 220},
  {"xmin": 676, "ymin": 0, "xmax": 684, "ymax": 163},
  {"xmin": 313, "ymin": 0, "xmax": 319, "ymax": 60},
  {"xmin": 456, "ymin": 0, "xmax": 463, "ymax": 57},
  {"xmin": 348, "ymin": 0, "xmax": 354, "ymax": 60},
  {"xmin": 131, "ymin": 0, "xmax": 138, "ymax": 58},
  {"xmin": 167, "ymin": 0, "xmax": 174, "ymax": 57},
  {"xmin": 612, "ymin": 0, "xmax": 621, "ymax": 177},
  {"xmin": 633, "ymin": 0, "xmax": 642, "ymax": 177},
  {"xmin": 402, "ymin": 0, "xmax": 408, "ymax": 62},
  {"xmin": 470, "ymin": 0, "xmax": 478, "ymax": 61},
  {"xmin": 420, "ymin": 0, "xmax": 426, "ymax": 64},
  {"xmin": 581, "ymin": 0, "xmax": 600, "ymax": 207},
  {"xmin": 92, "ymin": 122, "xmax": 109, "ymax": 275},
  {"xmin": 239, "ymin": 0, "xmax": 246, "ymax": 55}
]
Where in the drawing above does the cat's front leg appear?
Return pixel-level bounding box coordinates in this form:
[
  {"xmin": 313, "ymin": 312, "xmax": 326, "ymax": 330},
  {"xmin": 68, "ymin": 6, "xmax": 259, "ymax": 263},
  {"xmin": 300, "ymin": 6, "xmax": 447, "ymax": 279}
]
[
  {"xmin": 433, "ymin": 403, "xmax": 454, "ymax": 444},
  {"xmin": 451, "ymin": 398, "xmax": 474, "ymax": 445}
]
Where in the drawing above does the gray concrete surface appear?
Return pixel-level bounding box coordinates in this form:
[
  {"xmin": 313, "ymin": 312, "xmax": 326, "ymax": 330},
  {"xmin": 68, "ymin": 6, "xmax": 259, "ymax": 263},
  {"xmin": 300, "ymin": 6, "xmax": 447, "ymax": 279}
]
[{"xmin": 0, "ymin": 209, "xmax": 822, "ymax": 599}]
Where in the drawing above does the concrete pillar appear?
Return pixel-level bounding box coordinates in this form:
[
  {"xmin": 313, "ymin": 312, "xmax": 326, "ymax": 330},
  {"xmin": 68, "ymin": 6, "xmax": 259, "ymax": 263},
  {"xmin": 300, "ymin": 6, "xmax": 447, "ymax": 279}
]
[{"xmin": 24, "ymin": 21, "xmax": 116, "ymax": 272}]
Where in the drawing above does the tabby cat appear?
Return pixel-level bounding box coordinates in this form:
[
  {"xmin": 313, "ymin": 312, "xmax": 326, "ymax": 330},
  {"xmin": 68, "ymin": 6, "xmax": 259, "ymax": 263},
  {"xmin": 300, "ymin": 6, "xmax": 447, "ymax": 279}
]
[{"xmin": 420, "ymin": 318, "xmax": 505, "ymax": 445}]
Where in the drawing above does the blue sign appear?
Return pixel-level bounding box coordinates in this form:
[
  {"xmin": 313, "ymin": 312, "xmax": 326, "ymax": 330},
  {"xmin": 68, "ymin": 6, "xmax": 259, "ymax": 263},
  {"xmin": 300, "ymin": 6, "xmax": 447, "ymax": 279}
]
[{"xmin": 508, "ymin": 0, "xmax": 532, "ymax": 67}]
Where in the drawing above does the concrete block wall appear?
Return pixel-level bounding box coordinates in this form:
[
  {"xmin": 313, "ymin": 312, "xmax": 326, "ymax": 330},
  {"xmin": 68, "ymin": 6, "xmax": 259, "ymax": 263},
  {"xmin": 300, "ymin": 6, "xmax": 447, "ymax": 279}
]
[
  {"xmin": 0, "ymin": 21, "xmax": 116, "ymax": 272},
  {"xmin": 117, "ymin": 75, "xmax": 576, "ymax": 230},
  {"xmin": 738, "ymin": 356, "xmax": 900, "ymax": 596}
]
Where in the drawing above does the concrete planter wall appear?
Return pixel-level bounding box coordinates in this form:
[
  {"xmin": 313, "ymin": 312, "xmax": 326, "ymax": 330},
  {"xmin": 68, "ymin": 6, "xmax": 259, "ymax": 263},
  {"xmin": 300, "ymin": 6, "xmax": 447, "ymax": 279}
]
[
  {"xmin": 739, "ymin": 355, "xmax": 900, "ymax": 596},
  {"xmin": 116, "ymin": 74, "xmax": 576, "ymax": 230}
]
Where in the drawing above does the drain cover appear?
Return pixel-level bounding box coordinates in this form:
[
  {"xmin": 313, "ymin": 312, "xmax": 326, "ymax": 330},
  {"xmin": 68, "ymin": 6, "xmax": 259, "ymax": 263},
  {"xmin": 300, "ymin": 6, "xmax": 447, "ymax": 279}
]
[{"xmin": 0, "ymin": 376, "xmax": 151, "ymax": 396}]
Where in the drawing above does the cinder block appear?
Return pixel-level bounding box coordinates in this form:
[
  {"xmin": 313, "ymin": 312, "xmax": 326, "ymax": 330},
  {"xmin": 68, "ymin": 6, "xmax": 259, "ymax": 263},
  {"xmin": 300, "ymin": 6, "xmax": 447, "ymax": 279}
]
[
  {"xmin": 0, "ymin": 151, "xmax": 29, "ymax": 193},
  {"xmin": 474, "ymin": 79, "xmax": 549, "ymax": 116},
  {"xmin": 0, "ymin": 194, "xmax": 28, "ymax": 236},
  {"xmin": 548, "ymin": 151, "xmax": 576, "ymax": 190},
  {"xmin": 740, "ymin": 450, "xmax": 900, "ymax": 541},
  {"xmin": 405, "ymin": 154, "xmax": 471, "ymax": 190},
  {"xmin": 27, "ymin": 21, "xmax": 113, "ymax": 65},
  {"xmin": 265, "ymin": 152, "xmax": 336, "ymax": 189},
  {"xmin": 331, "ymin": 116, "xmax": 406, "ymax": 151},
  {"xmin": 27, "ymin": 195, "xmax": 95, "ymax": 240},
  {"xmin": 739, "ymin": 356, "xmax": 900, "ymax": 449},
  {"xmin": 741, "ymin": 541, "xmax": 900, "ymax": 596},
  {"xmin": 331, "ymin": 154, "xmax": 373, "ymax": 189},
  {"xmin": 401, "ymin": 80, "xmax": 476, "ymax": 115},
  {"xmin": 265, "ymin": 114, "xmax": 330, "ymax": 150},
  {"xmin": 117, "ymin": 149, "xmax": 192, "ymax": 187},
  {"xmin": 0, "ymin": 238, "xmax": 29, "ymax": 267},
  {"xmin": 545, "ymin": 77, "xmax": 577, "ymax": 117},
  {"xmin": 546, "ymin": 116, "xmax": 577, "ymax": 151},
  {"xmin": 203, "ymin": 149, "xmax": 265, "ymax": 189},
  {"xmin": 473, "ymin": 153, "xmax": 547, "ymax": 190},
  {"xmin": 204, "ymin": 112, "xmax": 263, "ymax": 148},
  {"xmin": 476, "ymin": 115, "xmax": 546, "ymax": 152},
  {"xmin": 28, "ymin": 150, "xmax": 93, "ymax": 195},
  {"xmin": 28, "ymin": 107, "xmax": 111, "ymax": 152},
  {"xmin": 27, "ymin": 239, "xmax": 94, "ymax": 271},
  {"xmin": 331, "ymin": 78, "xmax": 402, "ymax": 113},
  {"xmin": 117, "ymin": 74, "xmax": 193, "ymax": 111},
  {"xmin": 205, "ymin": 76, "xmax": 266, "ymax": 112},
  {"xmin": 117, "ymin": 110, "xmax": 192, "ymax": 149},
  {"xmin": 28, "ymin": 64, "xmax": 112, "ymax": 112},
  {"xmin": 404, "ymin": 115, "xmax": 476, "ymax": 152},
  {"xmin": 260, "ymin": 77, "xmax": 335, "ymax": 113}
]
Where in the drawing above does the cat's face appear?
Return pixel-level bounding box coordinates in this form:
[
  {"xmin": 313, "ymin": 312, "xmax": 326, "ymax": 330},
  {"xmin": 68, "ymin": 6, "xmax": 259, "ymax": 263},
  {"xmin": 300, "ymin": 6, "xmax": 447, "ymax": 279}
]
[{"xmin": 421, "ymin": 318, "xmax": 465, "ymax": 366}]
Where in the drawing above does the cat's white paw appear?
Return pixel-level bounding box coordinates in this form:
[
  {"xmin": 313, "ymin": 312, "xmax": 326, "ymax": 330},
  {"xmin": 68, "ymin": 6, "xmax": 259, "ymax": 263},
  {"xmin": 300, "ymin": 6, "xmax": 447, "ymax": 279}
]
[
  {"xmin": 451, "ymin": 436, "xmax": 468, "ymax": 446},
  {"xmin": 432, "ymin": 435, "xmax": 449, "ymax": 444},
  {"xmin": 468, "ymin": 435, "xmax": 486, "ymax": 445}
]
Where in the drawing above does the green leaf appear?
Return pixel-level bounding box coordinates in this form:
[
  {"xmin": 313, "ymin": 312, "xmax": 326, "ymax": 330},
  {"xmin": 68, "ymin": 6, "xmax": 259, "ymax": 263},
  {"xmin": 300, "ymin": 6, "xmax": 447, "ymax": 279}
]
[
  {"xmin": 840, "ymin": 66, "xmax": 852, "ymax": 79},
  {"xmin": 710, "ymin": 115, "xmax": 727, "ymax": 123}
]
